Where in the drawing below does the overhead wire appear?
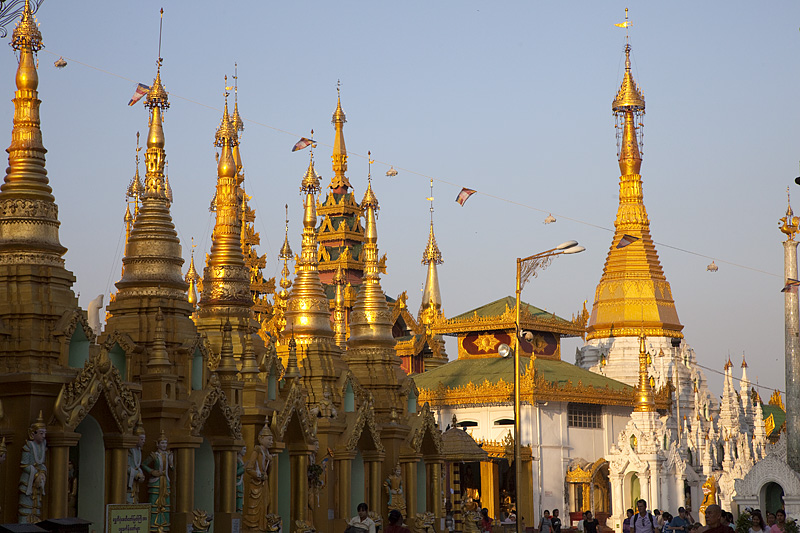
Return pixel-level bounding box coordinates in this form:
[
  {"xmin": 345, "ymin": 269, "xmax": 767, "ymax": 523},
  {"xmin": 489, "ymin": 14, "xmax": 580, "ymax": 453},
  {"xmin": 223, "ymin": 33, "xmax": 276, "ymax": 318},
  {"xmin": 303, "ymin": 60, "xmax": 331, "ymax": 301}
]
[{"xmin": 38, "ymin": 48, "xmax": 781, "ymax": 281}]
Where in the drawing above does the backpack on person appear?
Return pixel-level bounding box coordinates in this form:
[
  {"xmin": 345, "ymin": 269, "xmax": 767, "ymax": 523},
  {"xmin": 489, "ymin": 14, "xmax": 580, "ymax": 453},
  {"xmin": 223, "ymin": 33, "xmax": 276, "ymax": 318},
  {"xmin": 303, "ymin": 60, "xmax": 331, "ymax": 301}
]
[{"xmin": 632, "ymin": 513, "xmax": 656, "ymax": 533}]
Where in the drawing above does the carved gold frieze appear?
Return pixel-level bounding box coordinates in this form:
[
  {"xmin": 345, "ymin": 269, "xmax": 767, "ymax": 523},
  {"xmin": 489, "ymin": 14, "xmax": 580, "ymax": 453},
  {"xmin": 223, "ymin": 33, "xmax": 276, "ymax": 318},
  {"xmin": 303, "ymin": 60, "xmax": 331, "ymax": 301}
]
[
  {"xmin": 418, "ymin": 360, "xmax": 672, "ymax": 409},
  {"xmin": 0, "ymin": 252, "xmax": 64, "ymax": 266},
  {"xmin": 0, "ymin": 198, "xmax": 58, "ymax": 220},
  {"xmin": 54, "ymin": 349, "xmax": 141, "ymax": 433},
  {"xmin": 432, "ymin": 302, "xmax": 585, "ymax": 338},
  {"xmin": 187, "ymin": 373, "xmax": 243, "ymax": 439}
]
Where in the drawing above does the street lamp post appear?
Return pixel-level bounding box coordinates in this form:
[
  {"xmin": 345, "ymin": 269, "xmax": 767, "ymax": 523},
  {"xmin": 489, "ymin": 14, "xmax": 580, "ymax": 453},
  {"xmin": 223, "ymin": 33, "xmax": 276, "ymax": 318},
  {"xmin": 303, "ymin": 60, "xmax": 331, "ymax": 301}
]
[{"xmin": 507, "ymin": 240, "xmax": 584, "ymax": 533}]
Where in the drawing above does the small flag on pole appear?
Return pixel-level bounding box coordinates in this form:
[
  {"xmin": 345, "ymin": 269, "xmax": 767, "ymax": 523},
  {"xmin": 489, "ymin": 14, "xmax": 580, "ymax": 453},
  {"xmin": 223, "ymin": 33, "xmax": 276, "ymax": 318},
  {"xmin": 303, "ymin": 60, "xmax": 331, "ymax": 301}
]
[
  {"xmin": 455, "ymin": 188, "xmax": 476, "ymax": 206},
  {"xmin": 292, "ymin": 137, "xmax": 316, "ymax": 152},
  {"xmin": 782, "ymin": 278, "xmax": 800, "ymax": 293},
  {"xmin": 616, "ymin": 234, "xmax": 639, "ymax": 248},
  {"xmin": 614, "ymin": 20, "xmax": 632, "ymax": 28},
  {"xmin": 128, "ymin": 84, "xmax": 150, "ymax": 106}
]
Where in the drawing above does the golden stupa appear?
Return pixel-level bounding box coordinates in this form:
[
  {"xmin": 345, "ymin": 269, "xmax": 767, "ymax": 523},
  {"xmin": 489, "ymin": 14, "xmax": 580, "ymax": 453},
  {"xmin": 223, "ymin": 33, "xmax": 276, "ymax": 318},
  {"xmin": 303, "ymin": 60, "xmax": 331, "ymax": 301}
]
[{"xmin": 585, "ymin": 43, "xmax": 683, "ymax": 341}]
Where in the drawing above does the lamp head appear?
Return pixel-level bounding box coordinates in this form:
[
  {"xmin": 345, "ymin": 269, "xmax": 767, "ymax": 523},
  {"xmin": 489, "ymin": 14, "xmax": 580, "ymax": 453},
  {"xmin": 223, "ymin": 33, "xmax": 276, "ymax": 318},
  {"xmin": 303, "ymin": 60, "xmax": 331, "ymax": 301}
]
[
  {"xmin": 563, "ymin": 245, "xmax": 585, "ymax": 254},
  {"xmin": 498, "ymin": 344, "xmax": 512, "ymax": 358},
  {"xmin": 556, "ymin": 240, "xmax": 578, "ymax": 250}
]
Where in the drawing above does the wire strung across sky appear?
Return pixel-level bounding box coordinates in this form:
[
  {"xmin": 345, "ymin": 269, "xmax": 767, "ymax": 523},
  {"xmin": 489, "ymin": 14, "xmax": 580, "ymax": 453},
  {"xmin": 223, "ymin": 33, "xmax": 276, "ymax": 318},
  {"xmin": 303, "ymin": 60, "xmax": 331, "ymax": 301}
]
[{"xmin": 39, "ymin": 49, "xmax": 782, "ymax": 282}]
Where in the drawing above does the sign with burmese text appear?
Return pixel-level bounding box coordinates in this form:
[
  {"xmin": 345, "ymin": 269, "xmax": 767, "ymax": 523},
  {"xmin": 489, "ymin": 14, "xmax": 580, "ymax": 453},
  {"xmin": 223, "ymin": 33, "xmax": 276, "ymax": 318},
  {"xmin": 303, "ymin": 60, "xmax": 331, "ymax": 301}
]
[{"xmin": 107, "ymin": 504, "xmax": 150, "ymax": 533}]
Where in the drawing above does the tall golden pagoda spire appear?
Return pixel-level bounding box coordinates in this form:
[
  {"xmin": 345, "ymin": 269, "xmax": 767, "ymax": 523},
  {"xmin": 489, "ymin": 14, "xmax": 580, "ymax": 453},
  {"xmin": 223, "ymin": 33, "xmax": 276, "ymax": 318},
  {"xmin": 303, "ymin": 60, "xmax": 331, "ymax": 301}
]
[
  {"xmin": 0, "ymin": 0, "xmax": 66, "ymax": 260},
  {"xmin": 330, "ymin": 81, "xmax": 352, "ymax": 190},
  {"xmin": 585, "ymin": 41, "xmax": 683, "ymax": 341},
  {"xmin": 419, "ymin": 179, "xmax": 444, "ymax": 332},
  {"xmin": 634, "ymin": 330, "xmax": 655, "ymax": 412},
  {"xmin": 198, "ymin": 81, "xmax": 252, "ymax": 317},
  {"xmin": 0, "ymin": 1, "xmax": 80, "ymax": 372},
  {"xmin": 115, "ymin": 56, "xmax": 188, "ymax": 299},
  {"xmin": 283, "ymin": 152, "xmax": 334, "ymax": 342},
  {"xmin": 347, "ymin": 157, "xmax": 395, "ymax": 351}
]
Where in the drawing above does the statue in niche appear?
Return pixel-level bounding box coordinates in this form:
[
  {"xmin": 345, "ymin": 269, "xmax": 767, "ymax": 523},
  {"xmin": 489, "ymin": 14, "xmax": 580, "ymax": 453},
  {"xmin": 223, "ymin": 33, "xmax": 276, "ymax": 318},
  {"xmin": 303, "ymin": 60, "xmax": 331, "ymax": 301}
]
[
  {"xmin": 67, "ymin": 460, "xmax": 78, "ymax": 517},
  {"xmin": 18, "ymin": 411, "xmax": 47, "ymax": 524},
  {"xmin": 236, "ymin": 446, "xmax": 246, "ymax": 515},
  {"xmin": 142, "ymin": 430, "xmax": 174, "ymax": 533},
  {"xmin": 307, "ymin": 441, "xmax": 333, "ymax": 523},
  {"xmin": 384, "ymin": 463, "xmax": 406, "ymax": 518},
  {"xmin": 127, "ymin": 425, "xmax": 146, "ymax": 503},
  {"xmin": 310, "ymin": 385, "xmax": 337, "ymax": 419},
  {"xmin": 244, "ymin": 424, "xmax": 273, "ymax": 532}
]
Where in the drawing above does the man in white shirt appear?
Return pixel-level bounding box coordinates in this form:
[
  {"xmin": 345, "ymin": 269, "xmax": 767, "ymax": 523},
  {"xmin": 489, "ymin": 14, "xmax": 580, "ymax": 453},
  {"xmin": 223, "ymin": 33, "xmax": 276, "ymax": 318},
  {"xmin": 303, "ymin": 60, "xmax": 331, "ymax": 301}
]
[{"xmin": 631, "ymin": 500, "xmax": 660, "ymax": 533}]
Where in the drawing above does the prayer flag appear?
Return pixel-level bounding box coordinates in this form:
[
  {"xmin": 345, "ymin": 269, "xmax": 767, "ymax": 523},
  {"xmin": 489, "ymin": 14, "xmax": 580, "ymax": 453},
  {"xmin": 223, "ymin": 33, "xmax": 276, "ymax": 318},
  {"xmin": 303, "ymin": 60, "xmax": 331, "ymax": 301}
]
[
  {"xmin": 455, "ymin": 188, "xmax": 476, "ymax": 206},
  {"xmin": 616, "ymin": 234, "xmax": 639, "ymax": 248},
  {"xmin": 292, "ymin": 137, "xmax": 316, "ymax": 152},
  {"xmin": 128, "ymin": 84, "xmax": 150, "ymax": 106}
]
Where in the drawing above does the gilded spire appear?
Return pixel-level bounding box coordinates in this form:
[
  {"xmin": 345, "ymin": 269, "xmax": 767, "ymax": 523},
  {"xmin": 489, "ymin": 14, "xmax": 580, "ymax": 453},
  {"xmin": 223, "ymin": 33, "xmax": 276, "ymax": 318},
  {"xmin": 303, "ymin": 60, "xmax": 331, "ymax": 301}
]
[
  {"xmin": 217, "ymin": 318, "xmax": 239, "ymax": 379},
  {"xmin": 284, "ymin": 334, "xmax": 301, "ymax": 380},
  {"xmin": 186, "ymin": 238, "xmax": 199, "ymax": 309},
  {"xmin": 116, "ymin": 55, "xmax": 187, "ymax": 299},
  {"xmin": 333, "ymin": 264, "xmax": 347, "ymax": 348},
  {"xmin": 0, "ymin": 2, "xmax": 67, "ymax": 261},
  {"xmin": 240, "ymin": 324, "xmax": 259, "ymax": 380},
  {"xmin": 348, "ymin": 169, "xmax": 395, "ymax": 350},
  {"xmin": 271, "ymin": 205, "xmax": 293, "ymax": 341},
  {"xmin": 420, "ymin": 179, "xmax": 443, "ymax": 329},
  {"xmin": 780, "ymin": 188, "xmax": 799, "ymax": 241},
  {"xmin": 330, "ymin": 82, "xmax": 352, "ymax": 190},
  {"xmin": 283, "ymin": 151, "xmax": 334, "ymax": 342},
  {"xmin": 148, "ymin": 308, "xmax": 171, "ymax": 372},
  {"xmin": 230, "ymin": 67, "xmax": 244, "ymax": 176},
  {"xmin": 199, "ymin": 82, "xmax": 251, "ymax": 315},
  {"xmin": 634, "ymin": 330, "xmax": 655, "ymax": 412},
  {"xmin": 585, "ymin": 42, "xmax": 682, "ymax": 342}
]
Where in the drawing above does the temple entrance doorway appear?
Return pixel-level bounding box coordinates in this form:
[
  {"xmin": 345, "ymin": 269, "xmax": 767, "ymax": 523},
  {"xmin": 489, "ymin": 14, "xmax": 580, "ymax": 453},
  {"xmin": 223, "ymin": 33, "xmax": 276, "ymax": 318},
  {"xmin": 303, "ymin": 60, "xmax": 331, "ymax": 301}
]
[
  {"xmin": 75, "ymin": 414, "xmax": 104, "ymax": 528},
  {"xmin": 195, "ymin": 438, "xmax": 214, "ymax": 532},
  {"xmin": 762, "ymin": 482, "xmax": 785, "ymax": 515}
]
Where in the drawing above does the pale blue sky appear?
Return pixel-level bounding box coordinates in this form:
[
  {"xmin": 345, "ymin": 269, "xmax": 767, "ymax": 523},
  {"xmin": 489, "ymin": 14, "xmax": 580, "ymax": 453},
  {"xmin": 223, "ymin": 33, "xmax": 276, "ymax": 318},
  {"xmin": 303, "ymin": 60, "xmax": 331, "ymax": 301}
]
[{"xmin": 3, "ymin": 1, "xmax": 799, "ymax": 398}]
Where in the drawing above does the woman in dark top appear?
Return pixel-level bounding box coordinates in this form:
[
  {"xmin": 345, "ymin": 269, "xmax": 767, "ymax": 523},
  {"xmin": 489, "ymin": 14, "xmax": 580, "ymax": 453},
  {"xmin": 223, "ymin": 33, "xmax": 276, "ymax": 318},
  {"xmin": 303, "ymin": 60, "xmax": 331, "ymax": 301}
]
[
  {"xmin": 385, "ymin": 510, "xmax": 410, "ymax": 533},
  {"xmin": 584, "ymin": 511, "xmax": 599, "ymax": 533}
]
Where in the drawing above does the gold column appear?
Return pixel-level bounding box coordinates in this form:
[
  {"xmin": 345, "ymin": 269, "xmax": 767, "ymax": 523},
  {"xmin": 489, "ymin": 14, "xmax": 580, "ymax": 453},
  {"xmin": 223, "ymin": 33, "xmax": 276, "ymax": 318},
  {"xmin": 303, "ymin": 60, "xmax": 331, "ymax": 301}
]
[
  {"xmin": 290, "ymin": 448, "xmax": 310, "ymax": 529},
  {"xmin": 269, "ymin": 443, "xmax": 283, "ymax": 515},
  {"xmin": 403, "ymin": 461, "xmax": 418, "ymax": 520},
  {"xmin": 336, "ymin": 454, "xmax": 353, "ymax": 519},
  {"xmin": 107, "ymin": 447, "xmax": 128, "ymax": 504},
  {"xmin": 480, "ymin": 461, "xmax": 498, "ymax": 520},
  {"xmin": 45, "ymin": 431, "xmax": 79, "ymax": 519},
  {"xmin": 172, "ymin": 445, "xmax": 196, "ymax": 533},
  {"xmin": 518, "ymin": 458, "xmax": 533, "ymax": 529},
  {"xmin": 426, "ymin": 460, "xmax": 444, "ymax": 518},
  {"xmin": 214, "ymin": 447, "xmax": 238, "ymax": 533},
  {"xmin": 363, "ymin": 453, "xmax": 383, "ymax": 515},
  {"xmin": 452, "ymin": 463, "xmax": 462, "ymax": 533}
]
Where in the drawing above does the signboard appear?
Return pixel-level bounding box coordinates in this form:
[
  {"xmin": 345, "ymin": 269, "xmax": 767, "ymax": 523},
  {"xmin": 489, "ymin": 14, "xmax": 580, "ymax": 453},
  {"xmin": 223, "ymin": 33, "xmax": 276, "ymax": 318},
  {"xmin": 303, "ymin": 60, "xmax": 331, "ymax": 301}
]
[{"xmin": 106, "ymin": 504, "xmax": 150, "ymax": 533}]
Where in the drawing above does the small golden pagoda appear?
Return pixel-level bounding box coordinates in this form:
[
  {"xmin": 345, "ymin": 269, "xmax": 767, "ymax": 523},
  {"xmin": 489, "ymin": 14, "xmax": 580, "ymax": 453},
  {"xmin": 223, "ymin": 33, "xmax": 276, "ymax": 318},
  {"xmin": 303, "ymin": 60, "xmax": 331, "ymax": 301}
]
[{"xmin": 585, "ymin": 43, "xmax": 683, "ymax": 342}]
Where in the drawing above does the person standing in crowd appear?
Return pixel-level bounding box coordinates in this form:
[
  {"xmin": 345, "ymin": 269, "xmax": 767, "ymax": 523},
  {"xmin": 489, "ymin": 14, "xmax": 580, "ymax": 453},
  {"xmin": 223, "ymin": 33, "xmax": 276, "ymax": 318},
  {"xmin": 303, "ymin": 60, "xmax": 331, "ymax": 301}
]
[
  {"xmin": 552, "ymin": 509, "xmax": 562, "ymax": 533},
  {"xmin": 385, "ymin": 509, "xmax": 410, "ymax": 533},
  {"xmin": 771, "ymin": 510, "xmax": 787, "ymax": 533},
  {"xmin": 668, "ymin": 507, "xmax": 690, "ymax": 533},
  {"xmin": 481, "ymin": 508, "xmax": 492, "ymax": 533},
  {"xmin": 767, "ymin": 513, "xmax": 777, "ymax": 528},
  {"xmin": 624, "ymin": 509, "xmax": 635, "ymax": 533},
  {"xmin": 750, "ymin": 511, "xmax": 766, "ymax": 533},
  {"xmin": 540, "ymin": 510, "xmax": 553, "ymax": 533},
  {"xmin": 350, "ymin": 502, "xmax": 377, "ymax": 533},
  {"xmin": 584, "ymin": 511, "xmax": 599, "ymax": 533},
  {"xmin": 655, "ymin": 511, "xmax": 664, "ymax": 531},
  {"xmin": 631, "ymin": 500, "xmax": 660, "ymax": 533},
  {"xmin": 702, "ymin": 505, "xmax": 730, "ymax": 533}
]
